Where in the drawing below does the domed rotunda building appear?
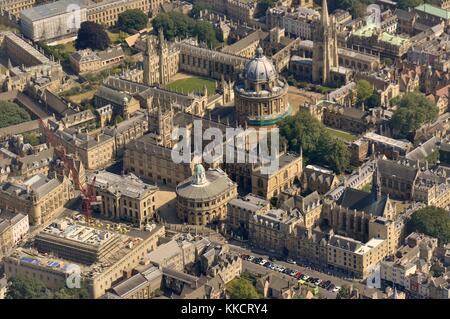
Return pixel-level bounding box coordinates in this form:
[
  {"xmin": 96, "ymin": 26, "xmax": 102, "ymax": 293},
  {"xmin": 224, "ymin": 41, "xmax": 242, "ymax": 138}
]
[
  {"xmin": 176, "ymin": 164, "xmax": 237, "ymax": 226},
  {"xmin": 234, "ymin": 47, "xmax": 291, "ymax": 127}
]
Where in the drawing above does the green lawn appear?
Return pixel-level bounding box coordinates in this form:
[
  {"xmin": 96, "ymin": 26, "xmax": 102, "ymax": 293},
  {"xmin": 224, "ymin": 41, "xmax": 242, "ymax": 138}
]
[
  {"xmin": 325, "ymin": 127, "xmax": 357, "ymax": 142},
  {"xmin": 107, "ymin": 31, "xmax": 129, "ymax": 44},
  {"xmin": 52, "ymin": 42, "xmax": 76, "ymax": 55},
  {"xmin": 166, "ymin": 77, "xmax": 216, "ymax": 96}
]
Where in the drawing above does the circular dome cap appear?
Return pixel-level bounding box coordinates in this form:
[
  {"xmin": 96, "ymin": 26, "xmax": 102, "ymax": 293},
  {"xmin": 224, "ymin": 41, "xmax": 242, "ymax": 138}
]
[
  {"xmin": 193, "ymin": 164, "xmax": 208, "ymax": 186},
  {"xmin": 244, "ymin": 47, "xmax": 277, "ymax": 83}
]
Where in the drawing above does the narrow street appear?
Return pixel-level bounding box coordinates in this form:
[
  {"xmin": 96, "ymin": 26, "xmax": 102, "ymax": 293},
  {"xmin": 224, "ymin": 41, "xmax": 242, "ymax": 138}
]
[{"xmin": 228, "ymin": 242, "xmax": 370, "ymax": 299}]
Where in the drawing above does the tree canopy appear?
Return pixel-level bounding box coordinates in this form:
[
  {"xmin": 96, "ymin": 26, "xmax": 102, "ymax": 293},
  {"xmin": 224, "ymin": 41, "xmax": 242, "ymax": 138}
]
[
  {"xmin": 6, "ymin": 276, "xmax": 49, "ymax": 299},
  {"xmin": 406, "ymin": 206, "xmax": 450, "ymax": 245},
  {"xmin": 190, "ymin": 3, "xmax": 209, "ymax": 19},
  {"xmin": 227, "ymin": 278, "xmax": 261, "ymax": 299},
  {"xmin": 6, "ymin": 276, "xmax": 89, "ymax": 299},
  {"xmin": 0, "ymin": 101, "xmax": 31, "ymax": 128},
  {"xmin": 152, "ymin": 11, "xmax": 219, "ymax": 47},
  {"xmin": 75, "ymin": 21, "xmax": 110, "ymax": 51},
  {"xmin": 391, "ymin": 92, "xmax": 438, "ymax": 134},
  {"xmin": 356, "ymin": 80, "xmax": 373, "ymax": 106},
  {"xmin": 279, "ymin": 110, "xmax": 350, "ymax": 173},
  {"xmin": 117, "ymin": 9, "xmax": 148, "ymax": 33},
  {"xmin": 336, "ymin": 285, "xmax": 352, "ymax": 299}
]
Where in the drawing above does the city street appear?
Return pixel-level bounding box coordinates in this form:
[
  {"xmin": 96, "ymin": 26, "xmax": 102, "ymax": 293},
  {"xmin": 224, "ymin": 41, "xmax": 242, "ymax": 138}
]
[
  {"xmin": 242, "ymin": 260, "xmax": 338, "ymax": 299},
  {"xmin": 228, "ymin": 242, "xmax": 370, "ymax": 299}
]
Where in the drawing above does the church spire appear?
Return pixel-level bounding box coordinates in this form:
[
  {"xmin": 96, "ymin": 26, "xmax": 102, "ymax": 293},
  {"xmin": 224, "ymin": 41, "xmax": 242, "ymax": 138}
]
[
  {"xmin": 372, "ymin": 165, "xmax": 382, "ymax": 200},
  {"xmin": 322, "ymin": 0, "xmax": 330, "ymax": 28}
]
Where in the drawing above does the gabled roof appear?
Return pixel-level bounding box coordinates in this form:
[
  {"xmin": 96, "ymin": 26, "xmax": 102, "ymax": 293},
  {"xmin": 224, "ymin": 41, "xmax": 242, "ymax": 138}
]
[
  {"xmin": 377, "ymin": 159, "xmax": 418, "ymax": 182},
  {"xmin": 337, "ymin": 188, "xmax": 389, "ymax": 217}
]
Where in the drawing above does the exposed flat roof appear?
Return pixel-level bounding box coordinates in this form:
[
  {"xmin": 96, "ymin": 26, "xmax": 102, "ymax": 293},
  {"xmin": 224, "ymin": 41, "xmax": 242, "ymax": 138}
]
[
  {"xmin": 352, "ymin": 25, "xmax": 409, "ymax": 46},
  {"xmin": 415, "ymin": 3, "xmax": 450, "ymax": 20},
  {"xmin": 21, "ymin": 0, "xmax": 90, "ymax": 21}
]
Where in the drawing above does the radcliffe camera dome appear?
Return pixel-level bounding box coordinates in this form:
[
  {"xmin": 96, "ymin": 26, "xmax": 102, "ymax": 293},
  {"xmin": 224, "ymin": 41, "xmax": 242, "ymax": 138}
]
[{"xmin": 245, "ymin": 47, "xmax": 277, "ymax": 83}]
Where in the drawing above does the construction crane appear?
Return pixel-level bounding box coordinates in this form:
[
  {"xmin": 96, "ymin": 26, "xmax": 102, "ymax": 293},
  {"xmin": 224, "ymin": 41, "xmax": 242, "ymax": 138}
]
[{"xmin": 38, "ymin": 118, "xmax": 99, "ymax": 222}]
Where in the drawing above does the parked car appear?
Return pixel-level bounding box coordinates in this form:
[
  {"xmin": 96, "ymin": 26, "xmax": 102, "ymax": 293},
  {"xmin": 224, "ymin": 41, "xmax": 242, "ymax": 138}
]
[
  {"xmin": 278, "ymin": 266, "xmax": 286, "ymax": 273},
  {"xmin": 321, "ymin": 280, "xmax": 331, "ymax": 289},
  {"xmin": 241, "ymin": 254, "xmax": 249, "ymax": 260},
  {"xmin": 313, "ymin": 279, "xmax": 322, "ymax": 286},
  {"xmin": 333, "ymin": 286, "xmax": 341, "ymax": 293},
  {"xmin": 264, "ymin": 262, "xmax": 273, "ymax": 268},
  {"xmin": 327, "ymin": 284, "xmax": 336, "ymax": 291},
  {"xmin": 259, "ymin": 259, "xmax": 268, "ymax": 266},
  {"xmin": 294, "ymin": 272, "xmax": 302, "ymax": 279},
  {"xmin": 301, "ymin": 274, "xmax": 310, "ymax": 281},
  {"xmin": 247, "ymin": 256, "xmax": 255, "ymax": 262},
  {"xmin": 288, "ymin": 269, "xmax": 297, "ymax": 277},
  {"xmin": 269, "ymin": 256, "xmax": 276, "ymax": 262},
  {"xmin": 286, "ymin": 258, "xmax": 297, "ymax": 265}
]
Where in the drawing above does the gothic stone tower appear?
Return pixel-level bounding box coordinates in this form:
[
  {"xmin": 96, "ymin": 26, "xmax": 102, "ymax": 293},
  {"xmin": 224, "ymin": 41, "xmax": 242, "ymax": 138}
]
[
  {"xmin": 143, "ymin": 36, "xmax": 156, "ymax": 86},
  {"xmin": 143, "ymin": 30, "xmax": 171, "ymax": 86},
  {"xmin": 148, "ymin": 102, "xmax": 174, "ymax": 148},
  {"xmin": 312, "ymin": 0, "xmax": 339, "ymax": 85}
]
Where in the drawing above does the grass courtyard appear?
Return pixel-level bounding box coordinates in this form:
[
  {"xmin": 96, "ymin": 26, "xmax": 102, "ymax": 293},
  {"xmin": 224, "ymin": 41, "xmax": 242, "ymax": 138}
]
[
  {"xmin": 325, "ymin": 127, "xmax": 357, "ymax": 143},
  {"xmin": 107, "ymin": 31, "xmax": 129, "ymax": 45},
  {"xmin": 166, "ymin": 76, "xmax": 216, "ymax": 96}
]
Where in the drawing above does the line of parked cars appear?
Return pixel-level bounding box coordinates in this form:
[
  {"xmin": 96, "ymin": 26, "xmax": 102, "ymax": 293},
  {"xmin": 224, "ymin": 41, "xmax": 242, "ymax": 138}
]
[{"xmin": 241, "ymin": 254, "xmax": 341, "ymax": 293}]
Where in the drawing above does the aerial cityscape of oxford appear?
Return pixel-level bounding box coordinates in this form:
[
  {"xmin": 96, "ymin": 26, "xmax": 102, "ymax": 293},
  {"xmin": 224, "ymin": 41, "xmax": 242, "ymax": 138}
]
[{"xmin": 0, "ymin": 0, "xmax": 450, "ymax": 303}]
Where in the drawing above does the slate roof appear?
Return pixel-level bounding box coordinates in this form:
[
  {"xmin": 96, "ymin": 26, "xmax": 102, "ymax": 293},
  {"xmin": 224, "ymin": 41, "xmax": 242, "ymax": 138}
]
[
  {"xmin": 328, "ymin": 235, "xmax": 362, "ymax": 252},
  {"xmin": 337, "ymin": 188, "xmax": 388, "ymax": 217},
  {"xmin": 377, "ymin": 159, "xmax": 418, "ymax": 182},
  {"xmin": 95, "ymin": 86, "xmax": 133, "ymax": 106}
]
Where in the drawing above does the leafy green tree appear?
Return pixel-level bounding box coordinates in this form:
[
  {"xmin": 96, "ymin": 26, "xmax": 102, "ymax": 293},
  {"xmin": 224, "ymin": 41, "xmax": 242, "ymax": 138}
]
[
  {"xmin": 397, "ymin": 0, "xmax": 423, "ymax": 9},
  {"xmin": 279, "ymin": 110, "xmax": 350, "ymax": 173},
  {"xmin": 172, "ymin": 12, "xmax": 196, "ymax": 39},
  {"xmin": 22, "ymin": 132, "xmax": 40, "ymax": 146},
  {"xmin": 152, "ymin": 13, "xmax": 176, "ymax": 40},
  {"xmin": 194, "ymin": 20, "xmax": 218, "ymax": 47},
  {"xmin": 0, "ymin": 101, "xmax": 31, "ymax": 128},
  {"xmin": 75, "ymin": 21, "xmax": 110, "ymax": 51},
  {"xmin": 356, "ymin": 80, "xmax": 373, "ymax": 105},
  {"xmin": 391, "ymin": 92, "xmax": 438, "ymax": 134},
  {"xmin": 227, "ymin": 278, "xmax": 261, "ymax": 299},
  {"xmin": 336, "ymin": 285, "xmax": 352, "ymax": 299},
  {"xmin": 6, "ymin": 276, "xmax": 90, "ymax": 299},
  {"xmin": 366, "ymin": 92, "xmax": 380, "ymax": 108},
  {"xmin": 6, "ymin": 276, "xmax": 49, "ymax": 299},
  {"xmin": 190, "ymin": 3, "xmax": 209, "ymax": 19},
  {"xmin": 406, "ymin": 206, "xmax": 450, "ymax": 245},
  {"xmin": 152, "ymin": 11, "xmax": 220, "ymax": 47},
  {"xmin": 117, "ymin": 9, "xmax": 148, "ymax": 32},
  {"xmin": 53, "ymin": 288, "xmax": 90, "ymax": 299}
]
